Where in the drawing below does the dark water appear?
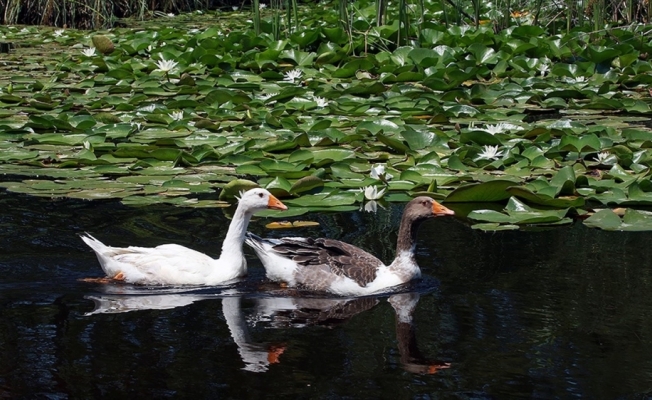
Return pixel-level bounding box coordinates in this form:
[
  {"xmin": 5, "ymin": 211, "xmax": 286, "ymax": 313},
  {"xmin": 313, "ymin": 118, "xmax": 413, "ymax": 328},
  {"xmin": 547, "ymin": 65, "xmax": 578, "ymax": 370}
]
[{"xmin": 2, "ymin": 191, "xmax": 652, "ymax": 399}]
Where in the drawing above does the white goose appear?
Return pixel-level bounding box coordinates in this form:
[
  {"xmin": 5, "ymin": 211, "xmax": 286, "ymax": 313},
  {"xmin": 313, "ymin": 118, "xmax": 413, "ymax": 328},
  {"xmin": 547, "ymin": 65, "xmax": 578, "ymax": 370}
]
[
  {"xmin": 81, "ymin": 188, "xmax": 287, "ymax": 285},
  {"xmin": 245, "ymin": 197, "xmax": 454, "ymax": 296}
]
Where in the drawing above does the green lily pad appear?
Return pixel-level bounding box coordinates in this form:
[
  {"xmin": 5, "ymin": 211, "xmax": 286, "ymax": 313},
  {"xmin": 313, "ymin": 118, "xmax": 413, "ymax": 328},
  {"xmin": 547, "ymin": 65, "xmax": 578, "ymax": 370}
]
[
  {"xmin": 445, "ymin": 180, "xmax": 516, "ymax": 202},
  {"xmin": 218, "ymin": 179, "xmax": 259, "ymax": 200}
]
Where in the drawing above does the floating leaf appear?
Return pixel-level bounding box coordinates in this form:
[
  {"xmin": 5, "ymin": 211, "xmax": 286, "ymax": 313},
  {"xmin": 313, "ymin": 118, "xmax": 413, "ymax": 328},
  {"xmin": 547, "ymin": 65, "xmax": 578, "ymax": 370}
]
[
  {"xmin": 445, "ymin": 180, "xmax": 516, "ymax": 202},
  {"xmin": 266, "ymin": 220, "xmax": 320, "ymax": 229},
  {"xmin": 218, "ymin": 179, "xmax": 259, "ymax": 200},
  {"xmin": 289, "ymin": 176, "xmax": 324, "ymax": 194}
]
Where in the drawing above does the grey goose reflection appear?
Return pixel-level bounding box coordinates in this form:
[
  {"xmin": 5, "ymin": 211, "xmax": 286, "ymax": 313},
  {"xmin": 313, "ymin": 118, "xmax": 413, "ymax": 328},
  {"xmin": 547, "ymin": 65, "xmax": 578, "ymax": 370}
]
[
  {"xmin": 245, "ymin": 197, "xmax": 455, "ymax": 296},
  {"xmin": 389, "ymin": 293, "xmax": 451, "ymax": 374}
]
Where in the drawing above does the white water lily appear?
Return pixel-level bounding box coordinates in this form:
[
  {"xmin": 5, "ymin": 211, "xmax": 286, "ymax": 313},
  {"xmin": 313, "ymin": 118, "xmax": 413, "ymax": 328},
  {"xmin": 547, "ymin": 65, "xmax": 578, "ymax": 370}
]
[
  {"xmin": 169, "ymin": 111, "xmax": 184, "ymax": 121},
  {"xmin": 53, "ymin": 29, "xmax": 65, "ymax": 37},
  {"xmin": 477, "ymin": 145, "xmax": 504, "ymax": 160},
  {"xmin": 361, "ymin": 185, "xmax": 386, "ymax": 200},
  {"xmin": 130, "ymin": 122, "xmax": 143, "ymax": 131},
  {"xmin": 594, "ymin": 151, "xmax": 613, "ymax": 164},
  {"xmin": 480, "ymin": 122, "xmax": 524, "ymax": 135},
  {"xmin": 538, "ymin": 63, "xmax": 549, "ymax": 77},
  {"xmin": 370, "ymin": 164, "xmax": 393, "ymax": 181},
  {"xmin": 259, "ymin": 3, "xmax": 267, "ymax": 9},
  {"xmin": 167, "ymin": 13, "xmax": 175, "ymax": 17},
  {"xmin": 154, "ymin": 58, "xmax": 178, "ymax": 73},
  {"xmin": 232, "ymin": 5, "xmax": 239, "ymax": 10},
  {"xmin": 314, "ymin": 96, "xmax": 328, "ymax": 108},
  {"xmin": 283, "ymin": 69, "xmax": 302, "ymax": 83},
  {"xmin": 139, "ymin": 104, "xmax": 156, "ymax": 113},
  {"xmin": 81, "ymin": 47, "xmax": 96, "ymax": 57}
]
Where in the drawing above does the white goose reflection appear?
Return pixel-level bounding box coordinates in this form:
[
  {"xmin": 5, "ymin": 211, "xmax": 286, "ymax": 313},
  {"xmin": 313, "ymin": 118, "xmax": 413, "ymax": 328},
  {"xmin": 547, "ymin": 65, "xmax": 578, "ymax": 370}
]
[{"xmin": 84, "ymin": 290, "xmax": 282, "ymax": 372}]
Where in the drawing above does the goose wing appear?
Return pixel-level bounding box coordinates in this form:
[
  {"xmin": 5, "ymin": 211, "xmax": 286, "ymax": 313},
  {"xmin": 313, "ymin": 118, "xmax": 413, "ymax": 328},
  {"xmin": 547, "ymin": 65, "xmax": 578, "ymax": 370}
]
[{"xmin": 271, "ymin": 237, "xmax": 384, "ymax": 287}]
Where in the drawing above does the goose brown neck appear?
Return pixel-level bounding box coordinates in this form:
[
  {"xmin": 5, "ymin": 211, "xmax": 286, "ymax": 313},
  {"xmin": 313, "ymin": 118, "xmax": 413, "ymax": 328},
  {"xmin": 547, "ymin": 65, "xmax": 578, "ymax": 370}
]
[{"xmin": 395, "ymin": 208, "xmax": 427, "ymax": 255}]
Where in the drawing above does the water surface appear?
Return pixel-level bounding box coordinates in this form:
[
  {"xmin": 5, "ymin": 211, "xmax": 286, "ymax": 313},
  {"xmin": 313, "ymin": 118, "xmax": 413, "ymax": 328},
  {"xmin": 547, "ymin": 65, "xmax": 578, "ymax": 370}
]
[{"xmin": 2, "ymin": 192, "xmax": 652, "ymax": 399}]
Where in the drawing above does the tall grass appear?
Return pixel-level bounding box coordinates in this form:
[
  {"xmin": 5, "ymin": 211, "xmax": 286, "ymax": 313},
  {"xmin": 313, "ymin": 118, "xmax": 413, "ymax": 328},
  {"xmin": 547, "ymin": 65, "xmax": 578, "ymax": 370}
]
[
  {"xmin": 1, "ymin": 0, "xmax": 652, "ymax": 32},
  {"xmin": 1, "ymin": 0, "xmax": 210, "ymax": 28}
]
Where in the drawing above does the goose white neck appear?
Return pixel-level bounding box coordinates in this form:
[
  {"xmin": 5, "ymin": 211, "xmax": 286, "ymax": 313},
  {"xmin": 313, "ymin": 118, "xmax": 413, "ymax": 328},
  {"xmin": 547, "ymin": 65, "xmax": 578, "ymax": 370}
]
[
  {"xmin": 388, "ymin": 249, "xmax": 421, "ymax": 281},
  {"xmin": 219, "ymin": 206, "xmax": 252, "ymax": 262}
]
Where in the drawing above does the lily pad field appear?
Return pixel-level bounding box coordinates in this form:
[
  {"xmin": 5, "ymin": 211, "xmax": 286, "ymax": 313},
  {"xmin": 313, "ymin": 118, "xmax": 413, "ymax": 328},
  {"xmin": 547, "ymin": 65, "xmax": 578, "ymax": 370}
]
[{"xmin": 4, "ymin": 4, "xmax": 652, "ymax": 230}]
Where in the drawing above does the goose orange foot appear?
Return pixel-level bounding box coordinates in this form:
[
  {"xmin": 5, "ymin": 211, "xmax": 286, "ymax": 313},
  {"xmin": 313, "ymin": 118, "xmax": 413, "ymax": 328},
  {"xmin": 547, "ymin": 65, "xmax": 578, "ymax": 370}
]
[
  {"xmin": 79, "ymin": 271, "xmax": 126, "ymax": 283},
  {"xmin": 267, "ymin": 344, "xmax": 286, "ymax": 364},
  {"xmin": 78, "ymin": 277, "xmax": 113, "ymax": 283}
]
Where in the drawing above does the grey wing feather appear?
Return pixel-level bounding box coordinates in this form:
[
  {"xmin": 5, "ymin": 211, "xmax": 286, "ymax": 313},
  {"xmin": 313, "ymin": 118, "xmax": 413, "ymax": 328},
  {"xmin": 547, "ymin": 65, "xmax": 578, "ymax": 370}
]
[{"xmin": 271, "ymin": 237, "xmax": 383, "ymax": 287}]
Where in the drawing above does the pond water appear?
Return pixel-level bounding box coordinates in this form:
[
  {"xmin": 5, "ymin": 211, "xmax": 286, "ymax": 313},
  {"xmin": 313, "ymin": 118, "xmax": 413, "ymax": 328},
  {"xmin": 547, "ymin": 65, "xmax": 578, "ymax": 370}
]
[{"xmin": 2, "ymin": 190, "xmax": 652, "ymax": 399}]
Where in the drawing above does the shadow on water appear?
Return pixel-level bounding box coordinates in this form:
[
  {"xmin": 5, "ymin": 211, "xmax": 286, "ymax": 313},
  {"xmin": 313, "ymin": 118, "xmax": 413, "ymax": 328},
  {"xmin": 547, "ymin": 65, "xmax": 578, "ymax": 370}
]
[{"xmin": 2, "ymin": 191, "xmax": 652, "ymax": 398}]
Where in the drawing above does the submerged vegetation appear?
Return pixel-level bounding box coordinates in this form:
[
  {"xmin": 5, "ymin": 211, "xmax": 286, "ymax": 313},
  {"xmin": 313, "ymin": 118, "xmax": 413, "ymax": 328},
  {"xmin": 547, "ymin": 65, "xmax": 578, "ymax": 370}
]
[{"xmin": 2, "ymin": 0, "xmax": 652, "ymax": 230}]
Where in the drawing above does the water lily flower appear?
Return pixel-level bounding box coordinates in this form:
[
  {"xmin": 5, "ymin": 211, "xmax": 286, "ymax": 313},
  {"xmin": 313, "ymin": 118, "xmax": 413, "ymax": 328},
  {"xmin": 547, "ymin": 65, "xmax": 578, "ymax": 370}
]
[
  {"xmin": 283, "ymin": 69, "xmax": 302, "ymax": 83},
  {"xmin": 81, "ymin": 47, "xmax": 96, "ymax": 57},
  {"xmin": 361, "ymin": 185, "xmax": 386, "ymax": 200},
  {"xmin": 53, "ymin": 29, "xmax": 65, "ymax": 37},
  {"xmin": 370, "ymin": 164, "xmax": 393, "ymax": 182},
  {"xmin": 538, "ymin": 63, "xmax": 549, "ymax": 77},
  {"xmin": 594, "ymin": 151, "xmax": 614, "ymax": 164},
  {"xmin": 154, "ymin": 58, "xmax": 178, "ymax": 73},
  {"xmin": 232, "ymin": 5, "xmax": 239, "ymax": 10},
  {"xmin": 130, "ymin": 122, "xmax": 143, "ymax": 131},
  {"xmin": 167, "ymin": 13, "xmax": 175, "ymax": 17},
  {"xmin": 169, "ymin": 111, "xmax": 184, "ymax": 121},
  {"xmin": 480, "ymin": 122, "xmax": 524, "ymax": 135},
  {"xmin": 477, "ymin": 145, "xmax": 504, "ymax": 161},
  {"xmin": 259, "ymin": 3, "xmax": 267, "ymax": 9},
  {"xmin": 139, "ymin": 104, "xmax": 156, "ymax": 113},
  {"xmin": 314, "ymin": 96, "xmax": 328, "ymax": 108}
]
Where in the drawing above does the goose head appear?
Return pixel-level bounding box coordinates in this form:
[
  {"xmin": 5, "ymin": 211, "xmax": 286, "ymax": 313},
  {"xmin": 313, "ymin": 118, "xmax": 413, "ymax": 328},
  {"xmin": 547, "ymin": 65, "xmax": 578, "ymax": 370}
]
[
  {"xmin": 405, "ymin": 196, "xmax": 455, "ymax": 221},
  {"xmin": 237, "ymin": 188, "xmax": 288, "ymax": 213}
]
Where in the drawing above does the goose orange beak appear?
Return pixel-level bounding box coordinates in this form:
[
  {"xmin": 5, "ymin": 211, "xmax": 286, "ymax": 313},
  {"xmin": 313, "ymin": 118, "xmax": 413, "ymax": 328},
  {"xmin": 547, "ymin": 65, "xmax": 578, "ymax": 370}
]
[
  {"xmin": 268, "ymin": 194, "xmax": 288, "ymax": 211},
  {"xmin": 432, "ymin": 201, "xmax": 454, "ymax": 216}
]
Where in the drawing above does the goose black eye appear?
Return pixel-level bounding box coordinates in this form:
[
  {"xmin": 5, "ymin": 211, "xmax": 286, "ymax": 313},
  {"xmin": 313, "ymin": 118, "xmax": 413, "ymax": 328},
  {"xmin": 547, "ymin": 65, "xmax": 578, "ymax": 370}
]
[{"xmin": 258, "ymin": 193, "xmax": 264, "ymax": 198}]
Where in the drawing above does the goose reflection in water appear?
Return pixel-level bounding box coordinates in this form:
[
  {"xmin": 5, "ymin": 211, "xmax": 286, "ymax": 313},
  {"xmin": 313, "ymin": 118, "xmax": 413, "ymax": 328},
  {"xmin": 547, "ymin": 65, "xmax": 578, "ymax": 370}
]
[
  {"xmin": 83, "ymin": 289, "xmax": 377, "ymax": 372},
  {"xmin": 84, "ymin": 290, "xmax": 284, "ymax": 372},
  {"xmin": 84, "ymin": 289, "xmax": 449, "ymax": 374},
  {"xmin": 389, "ymin": 293, "xmax": 451, "ymax": 374}
]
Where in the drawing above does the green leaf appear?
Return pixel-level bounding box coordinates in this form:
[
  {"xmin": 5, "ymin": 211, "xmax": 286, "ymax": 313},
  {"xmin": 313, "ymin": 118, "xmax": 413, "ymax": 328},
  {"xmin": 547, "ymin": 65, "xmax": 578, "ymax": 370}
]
[
  {"xmin": 583, "ymin": 209, "xmax": 623, "ymax": 230},
  {"xmin": 445, "ymin": 180, "xmax": 516, "ymax": 202},
  {"xmin": 507, "ymin": 186, "xmax": 585, "ymax": 208},
  {"xmin": 284, "ymin": 192, "xmax": 356, "ymax": 207},
  {"xmin": 218, "ymin": 179, "xmax": 259, "ymax": 200},
  {"xmin": 289, "ymin": 176, "xmax": 324, "ymax": 194},
  {"xmin": 265, "ymin": 176, "xmax": 292, "ymax": 197}
]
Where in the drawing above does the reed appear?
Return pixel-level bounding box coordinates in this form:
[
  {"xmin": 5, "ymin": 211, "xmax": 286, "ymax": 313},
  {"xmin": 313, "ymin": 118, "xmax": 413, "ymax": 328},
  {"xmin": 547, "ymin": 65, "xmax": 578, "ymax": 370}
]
[
  {"xmin": 1, "ymin": 0, "xmax": 650, "ymax": 37},
  {"xmin": 253, "ymin": 0, "xmax": 261, "ymax": 35}
]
